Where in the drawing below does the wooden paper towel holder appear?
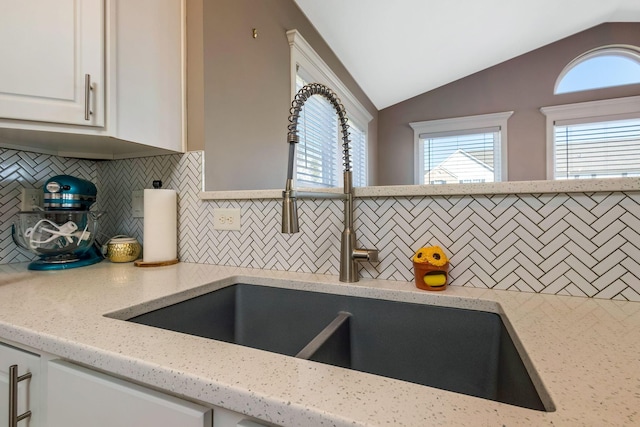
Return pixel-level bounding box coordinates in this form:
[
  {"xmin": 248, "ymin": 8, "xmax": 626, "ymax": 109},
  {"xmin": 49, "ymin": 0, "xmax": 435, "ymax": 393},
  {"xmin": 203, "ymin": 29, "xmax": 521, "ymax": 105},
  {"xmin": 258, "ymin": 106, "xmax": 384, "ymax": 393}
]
[{"xmin": 134, "ymin": 259, "xmax": 179, "ymax": 267}]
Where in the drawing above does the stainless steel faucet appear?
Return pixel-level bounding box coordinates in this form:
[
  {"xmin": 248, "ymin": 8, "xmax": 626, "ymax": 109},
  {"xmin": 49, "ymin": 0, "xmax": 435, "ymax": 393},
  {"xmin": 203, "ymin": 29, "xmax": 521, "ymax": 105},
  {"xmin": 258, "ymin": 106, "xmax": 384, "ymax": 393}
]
[{"xmin": 282, "ymin": 83, "xmax": 378, "ymax": 282}]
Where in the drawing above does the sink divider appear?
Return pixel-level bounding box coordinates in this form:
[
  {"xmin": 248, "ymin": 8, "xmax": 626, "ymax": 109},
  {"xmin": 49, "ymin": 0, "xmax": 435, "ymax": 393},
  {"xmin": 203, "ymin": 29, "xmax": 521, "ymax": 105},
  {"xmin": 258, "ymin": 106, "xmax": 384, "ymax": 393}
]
[{"xmin": 295, "ymin": 311, "xmax": 351, "ymax": 360}]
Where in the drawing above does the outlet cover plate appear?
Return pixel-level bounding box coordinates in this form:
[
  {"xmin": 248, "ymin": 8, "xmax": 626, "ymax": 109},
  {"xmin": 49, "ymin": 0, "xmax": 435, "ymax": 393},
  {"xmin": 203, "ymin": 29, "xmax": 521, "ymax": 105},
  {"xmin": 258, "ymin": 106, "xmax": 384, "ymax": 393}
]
[
  {"xmin": 132, "ymin": 190, "xmax": 144, "ymax": 218},
  {"xmin": 213, "ymin": 208, "xmax": 241, "ymax": 231},
  {"xmin": 20, "ymin": 188, "xmax": 44, "ymax": 211}
]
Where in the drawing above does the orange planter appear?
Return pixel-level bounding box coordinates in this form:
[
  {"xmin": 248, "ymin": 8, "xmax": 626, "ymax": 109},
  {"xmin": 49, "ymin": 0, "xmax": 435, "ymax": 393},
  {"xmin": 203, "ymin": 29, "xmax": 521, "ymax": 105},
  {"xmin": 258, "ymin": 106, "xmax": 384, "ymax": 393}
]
[{"xmin": 413, "ymin": 261, "xmax": 449, "ymax": 291}]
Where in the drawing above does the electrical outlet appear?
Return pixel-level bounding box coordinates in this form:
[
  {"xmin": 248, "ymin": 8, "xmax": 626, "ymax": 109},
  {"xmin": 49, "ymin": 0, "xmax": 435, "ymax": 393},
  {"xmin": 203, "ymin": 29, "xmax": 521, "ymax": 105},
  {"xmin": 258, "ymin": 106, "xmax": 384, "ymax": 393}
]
[
  {"xmin": 213, "ymin": 208, "xmax": 241, "ymax": 231},
  {"xmin": 132, "ymin": 190, "xmax": 144, "ymax": 218},
  {"xmin": 20, "ymin": 188, "xmax": 44, "ymax": 211}
]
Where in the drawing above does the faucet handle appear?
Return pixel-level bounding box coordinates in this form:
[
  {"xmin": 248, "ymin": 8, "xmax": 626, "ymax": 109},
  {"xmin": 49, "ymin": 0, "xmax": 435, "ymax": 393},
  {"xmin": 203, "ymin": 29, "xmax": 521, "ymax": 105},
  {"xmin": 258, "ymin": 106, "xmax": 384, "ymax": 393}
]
[{"xmin": 353, "ymin": 248, "xmax": 379, "ymax": 263}]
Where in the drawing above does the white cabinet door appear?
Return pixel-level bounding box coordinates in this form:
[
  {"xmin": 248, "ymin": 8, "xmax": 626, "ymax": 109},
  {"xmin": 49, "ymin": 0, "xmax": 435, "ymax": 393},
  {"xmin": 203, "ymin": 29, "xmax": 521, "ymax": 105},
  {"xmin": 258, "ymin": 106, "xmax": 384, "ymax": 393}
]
[
  {"xmin": 46, "ymin": 360, "xmax": 212, "ymax": 427},
  {"xmin": 111, "ymin": 0, "xmax": 185, "ymax": 152},
  {"xmin": 0, "ymin": 0, "xmax": 104, "ymax": 127},
  {"xmin": 0, "ymin": 343, "xmax": 41, "ymax": 427}
]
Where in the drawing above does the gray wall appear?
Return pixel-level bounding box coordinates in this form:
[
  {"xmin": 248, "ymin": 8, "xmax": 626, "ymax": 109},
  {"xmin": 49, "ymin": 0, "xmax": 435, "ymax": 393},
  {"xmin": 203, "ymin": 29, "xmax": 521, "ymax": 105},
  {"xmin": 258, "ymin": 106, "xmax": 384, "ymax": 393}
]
[
  {"xmin": 202, "ymin": 0, "xmax": 378, "ymax": 190},
  {"xmin": 377, "ymin": 23, "xmax": 640, "ymax": 185},
  {"xmin": 186, "ymin": 0, "xmax": 204, "ymax": 152}
]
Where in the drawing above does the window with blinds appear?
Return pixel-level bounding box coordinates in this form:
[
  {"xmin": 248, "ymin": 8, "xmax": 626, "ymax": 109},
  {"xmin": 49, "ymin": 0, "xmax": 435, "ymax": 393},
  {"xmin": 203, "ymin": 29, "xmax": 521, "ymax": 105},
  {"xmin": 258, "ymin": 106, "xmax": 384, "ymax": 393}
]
[
  {"xmin": 295, "ymin": 75, "xmax": 368, "ymax": 188},
  {"xmin": 419, "ymin": 128, "xmax": 501, "ymax": 185},
  {"xmin": 554, "ymin": 118, "xmax": 640, "ymax": 179}
]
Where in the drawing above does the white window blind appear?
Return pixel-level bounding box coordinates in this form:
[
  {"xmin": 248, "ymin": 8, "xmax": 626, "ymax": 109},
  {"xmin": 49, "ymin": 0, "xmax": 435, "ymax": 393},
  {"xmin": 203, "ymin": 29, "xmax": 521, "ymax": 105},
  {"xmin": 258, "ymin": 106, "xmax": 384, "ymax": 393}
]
[
  {"xmin": 349, "ymin": 123, "xmax": 367, "ymax": 187},
  {"xmin": 295, "ymin": 75, "xmax": 368, "ymax": 188},
  {"xmin": 419, "ymin": 128, "xmax": 500, "ymax": 185},
  {"xmin": 295, "ymin": 83, "xmax": 340, "ymax": 188},
  {"xmin": 554, "ymin": 118, "xmax": 640, "ymax": 179}
]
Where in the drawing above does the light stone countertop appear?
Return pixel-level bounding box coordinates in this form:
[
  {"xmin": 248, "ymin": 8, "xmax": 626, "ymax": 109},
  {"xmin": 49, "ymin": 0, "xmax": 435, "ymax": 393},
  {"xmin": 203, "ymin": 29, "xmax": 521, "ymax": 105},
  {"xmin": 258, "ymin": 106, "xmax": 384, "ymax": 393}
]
[{"xmin": 0, "ymin": 261, "xmax": 639, "ymax": 426}]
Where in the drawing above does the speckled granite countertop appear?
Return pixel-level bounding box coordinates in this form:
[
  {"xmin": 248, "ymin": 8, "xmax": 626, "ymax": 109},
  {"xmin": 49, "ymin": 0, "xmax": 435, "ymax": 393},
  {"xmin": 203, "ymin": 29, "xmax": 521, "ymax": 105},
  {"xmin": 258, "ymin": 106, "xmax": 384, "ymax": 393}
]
[{"xmin": 0, "ymin": 261, "xmax": 638, "ymax": 426}]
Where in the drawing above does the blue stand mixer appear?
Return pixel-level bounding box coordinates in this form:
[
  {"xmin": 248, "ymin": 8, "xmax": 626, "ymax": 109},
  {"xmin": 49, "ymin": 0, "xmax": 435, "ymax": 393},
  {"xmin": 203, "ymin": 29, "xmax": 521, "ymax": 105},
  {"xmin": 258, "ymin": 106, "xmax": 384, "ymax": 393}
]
[{"xmin": 12, "ymin": 175, "xmax": 104, "ymax": 270}]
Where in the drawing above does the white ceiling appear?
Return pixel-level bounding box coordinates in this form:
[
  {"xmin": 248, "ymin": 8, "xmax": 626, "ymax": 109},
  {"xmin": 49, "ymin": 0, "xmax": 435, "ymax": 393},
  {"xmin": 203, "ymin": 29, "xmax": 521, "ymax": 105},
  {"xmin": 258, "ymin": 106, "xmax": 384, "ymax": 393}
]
[{"xmin": 294, "ymin": 0, "xmax": 640, "ymax": 110}]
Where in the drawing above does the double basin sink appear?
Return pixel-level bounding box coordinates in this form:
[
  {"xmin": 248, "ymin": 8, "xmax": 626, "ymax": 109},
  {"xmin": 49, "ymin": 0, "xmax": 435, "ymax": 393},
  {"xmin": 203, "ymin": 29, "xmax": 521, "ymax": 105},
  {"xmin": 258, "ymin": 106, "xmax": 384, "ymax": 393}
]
[{"xmin": 123, "ymin": 283, "xmax": 551, "ymax": 412}]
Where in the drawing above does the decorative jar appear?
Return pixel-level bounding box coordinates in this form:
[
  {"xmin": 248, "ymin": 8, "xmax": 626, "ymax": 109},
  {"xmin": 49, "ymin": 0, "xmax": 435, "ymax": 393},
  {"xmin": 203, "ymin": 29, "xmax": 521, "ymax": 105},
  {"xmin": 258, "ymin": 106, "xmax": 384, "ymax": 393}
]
[{"xmin": 106, "ymin": 237, "xmax": 141, "ymax": 263}]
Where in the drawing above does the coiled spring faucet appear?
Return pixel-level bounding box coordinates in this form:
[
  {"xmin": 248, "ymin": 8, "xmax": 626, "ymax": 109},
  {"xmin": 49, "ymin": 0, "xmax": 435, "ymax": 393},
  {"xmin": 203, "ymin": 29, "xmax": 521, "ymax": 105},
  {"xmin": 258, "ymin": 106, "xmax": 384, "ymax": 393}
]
[{"xmin": 282, "ymin": 83, "xmax": 378, "ymax": 282}]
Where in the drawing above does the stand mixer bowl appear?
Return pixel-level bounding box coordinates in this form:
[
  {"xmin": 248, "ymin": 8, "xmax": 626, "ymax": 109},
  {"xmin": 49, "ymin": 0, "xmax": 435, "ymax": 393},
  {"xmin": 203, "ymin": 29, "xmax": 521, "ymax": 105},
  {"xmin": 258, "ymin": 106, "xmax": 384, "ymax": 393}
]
[{"xmin": 12, "ymin": 210, "xmax": 104, "ymax": 270}]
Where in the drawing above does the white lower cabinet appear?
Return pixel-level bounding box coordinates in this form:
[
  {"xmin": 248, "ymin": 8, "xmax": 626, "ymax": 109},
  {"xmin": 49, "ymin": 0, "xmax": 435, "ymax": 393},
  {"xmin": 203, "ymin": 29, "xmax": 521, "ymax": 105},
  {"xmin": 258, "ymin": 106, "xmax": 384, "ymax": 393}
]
[
  {"xmin": 46, "ymin": 360, "xmax": 212, "ymax": 427},
  {"xmin": 1, "ymin": 339, "xmax": 273, "ymax": 427},
  {"xmin": 0, "ymin": 343, "xmax": 41, "ymax": 427}
]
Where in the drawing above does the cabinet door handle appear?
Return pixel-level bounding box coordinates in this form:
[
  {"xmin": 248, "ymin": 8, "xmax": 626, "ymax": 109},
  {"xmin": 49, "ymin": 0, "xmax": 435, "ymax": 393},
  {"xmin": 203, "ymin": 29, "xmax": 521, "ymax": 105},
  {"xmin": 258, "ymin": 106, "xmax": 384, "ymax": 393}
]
[
  {"xmin": 8, "ymin": 365, "xmax": 32, "ymax": 427},
  {"xmin": 84, "ymin": 74, "xmax": 93, "ymax": 121}
]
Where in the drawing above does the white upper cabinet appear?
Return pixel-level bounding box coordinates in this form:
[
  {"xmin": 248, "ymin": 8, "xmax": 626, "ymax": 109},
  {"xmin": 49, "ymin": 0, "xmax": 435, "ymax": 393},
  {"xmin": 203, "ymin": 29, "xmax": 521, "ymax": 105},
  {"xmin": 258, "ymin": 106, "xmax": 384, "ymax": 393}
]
[
  {"xmin": 0, "ymin": 0, "xmax": 185, "ymax": 159},
  {"xmin": 0, "ymin": 0, "xmax": 104, "ymax": 127}
]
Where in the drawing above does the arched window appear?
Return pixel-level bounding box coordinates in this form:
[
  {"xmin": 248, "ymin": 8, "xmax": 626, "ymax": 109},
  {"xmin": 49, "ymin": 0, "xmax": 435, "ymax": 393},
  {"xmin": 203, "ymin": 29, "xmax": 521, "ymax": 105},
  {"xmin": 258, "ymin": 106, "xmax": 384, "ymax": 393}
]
[{"xmin": 555, "ymin": 45, "xmax": 640, "ymax": 94}]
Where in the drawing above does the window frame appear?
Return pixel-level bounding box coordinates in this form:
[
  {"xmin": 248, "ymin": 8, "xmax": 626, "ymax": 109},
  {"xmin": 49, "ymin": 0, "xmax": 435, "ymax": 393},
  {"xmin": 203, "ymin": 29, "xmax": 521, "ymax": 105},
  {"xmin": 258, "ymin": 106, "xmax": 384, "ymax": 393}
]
[
  {"xmin": 287, "ymin": 29, "xmax": 373, "ymax": 188},
  {"xmin": 540, "ymin": 95, "xmax": 640, "ymax": 179},
  {"xmin": 409, "ymin": 112, "xmax": 513, "ymax": 185}
]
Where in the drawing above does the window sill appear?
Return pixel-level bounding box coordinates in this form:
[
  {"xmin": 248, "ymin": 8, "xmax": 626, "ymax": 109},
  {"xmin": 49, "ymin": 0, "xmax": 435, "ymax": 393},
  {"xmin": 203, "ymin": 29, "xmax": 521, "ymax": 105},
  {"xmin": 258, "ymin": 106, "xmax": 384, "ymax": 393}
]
[{"xmin": 199, "ymin": 177, "xmax": 640, "ymax": 200}]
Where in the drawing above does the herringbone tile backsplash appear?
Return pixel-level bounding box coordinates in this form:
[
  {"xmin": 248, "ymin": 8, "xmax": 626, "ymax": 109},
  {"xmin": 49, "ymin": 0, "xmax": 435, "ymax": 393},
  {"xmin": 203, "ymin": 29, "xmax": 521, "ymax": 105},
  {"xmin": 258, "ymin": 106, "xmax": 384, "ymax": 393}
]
[{"xmin": 2, "ymin": 148, "xmax": 640, "ymax": 301}]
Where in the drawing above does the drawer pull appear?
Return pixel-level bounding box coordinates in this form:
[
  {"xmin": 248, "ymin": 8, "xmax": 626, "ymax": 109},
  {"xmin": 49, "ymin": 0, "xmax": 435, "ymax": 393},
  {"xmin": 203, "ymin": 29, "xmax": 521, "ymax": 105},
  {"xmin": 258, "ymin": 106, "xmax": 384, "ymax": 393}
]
[{"xmin": 8, "ymin": 365, "xmax": 32, "ymax": 427}]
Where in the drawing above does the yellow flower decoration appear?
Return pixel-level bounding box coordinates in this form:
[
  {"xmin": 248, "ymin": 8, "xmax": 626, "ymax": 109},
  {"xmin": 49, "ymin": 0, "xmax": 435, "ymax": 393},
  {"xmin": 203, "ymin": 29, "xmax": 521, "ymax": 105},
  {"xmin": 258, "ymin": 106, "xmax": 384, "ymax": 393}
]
[{"xmin": 412, "ymin": 246, "xmax": 448, "ymax": 266}]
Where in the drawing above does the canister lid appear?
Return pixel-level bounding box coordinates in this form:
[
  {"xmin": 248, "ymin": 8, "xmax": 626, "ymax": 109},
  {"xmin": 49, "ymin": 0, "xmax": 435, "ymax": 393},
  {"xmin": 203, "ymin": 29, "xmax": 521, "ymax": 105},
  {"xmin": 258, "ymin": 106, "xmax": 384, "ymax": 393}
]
[{"xmin": 109, "ymin": 237, "xmax": 139, "ymax": 245}]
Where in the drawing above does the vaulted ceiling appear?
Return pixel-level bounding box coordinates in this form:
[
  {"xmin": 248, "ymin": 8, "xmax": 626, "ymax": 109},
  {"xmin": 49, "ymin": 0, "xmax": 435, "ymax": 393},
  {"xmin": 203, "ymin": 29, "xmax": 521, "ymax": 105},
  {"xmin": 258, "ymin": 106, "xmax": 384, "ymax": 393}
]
[{"xmin": 294, "ymin": 0, "xmax": 640, "ymax": 109}]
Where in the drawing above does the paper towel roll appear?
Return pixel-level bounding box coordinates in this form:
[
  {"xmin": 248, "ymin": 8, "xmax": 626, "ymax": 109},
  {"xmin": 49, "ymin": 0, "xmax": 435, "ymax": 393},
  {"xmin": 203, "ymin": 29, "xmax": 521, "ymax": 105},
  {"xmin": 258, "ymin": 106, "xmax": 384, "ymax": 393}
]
[{"xmin": 143, "ymin": 189, "xmax": 177, "ymax": 263}]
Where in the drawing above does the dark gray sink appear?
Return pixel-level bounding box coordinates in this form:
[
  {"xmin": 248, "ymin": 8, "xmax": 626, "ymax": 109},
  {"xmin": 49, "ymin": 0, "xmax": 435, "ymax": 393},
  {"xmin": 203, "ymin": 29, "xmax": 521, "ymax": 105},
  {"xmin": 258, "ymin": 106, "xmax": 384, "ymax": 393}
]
[{"xmin": 126, "ymin": 284, "xmax": 550, "ymax": 411}]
